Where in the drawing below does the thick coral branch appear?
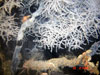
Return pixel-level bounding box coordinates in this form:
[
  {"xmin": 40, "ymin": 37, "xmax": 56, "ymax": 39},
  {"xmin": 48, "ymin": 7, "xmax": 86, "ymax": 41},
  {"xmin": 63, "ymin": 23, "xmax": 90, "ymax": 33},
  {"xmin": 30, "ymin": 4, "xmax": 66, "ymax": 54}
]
[{"xmin": 23, "ymin": 50, "xmax": 99, "ymax": 75}]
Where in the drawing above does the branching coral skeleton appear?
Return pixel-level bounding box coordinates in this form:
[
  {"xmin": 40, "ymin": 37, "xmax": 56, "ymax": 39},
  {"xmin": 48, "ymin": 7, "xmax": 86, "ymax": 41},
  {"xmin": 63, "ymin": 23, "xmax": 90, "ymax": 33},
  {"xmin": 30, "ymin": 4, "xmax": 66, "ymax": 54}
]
[
  {"xmin": 16, "ymin": 0, "xmax": 100, "ymax": 52},
  {"xmin": 8, "ymin": 0, "xmax": 100, "ymax": 75}
]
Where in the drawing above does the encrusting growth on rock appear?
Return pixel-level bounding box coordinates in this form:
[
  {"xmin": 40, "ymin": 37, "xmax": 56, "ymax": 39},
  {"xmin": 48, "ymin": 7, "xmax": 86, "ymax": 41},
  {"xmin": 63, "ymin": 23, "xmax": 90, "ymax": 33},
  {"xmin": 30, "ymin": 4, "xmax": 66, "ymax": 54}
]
[{"xmin": 22, "ymin": 50, "xmax": 99, "ymax": 75}]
